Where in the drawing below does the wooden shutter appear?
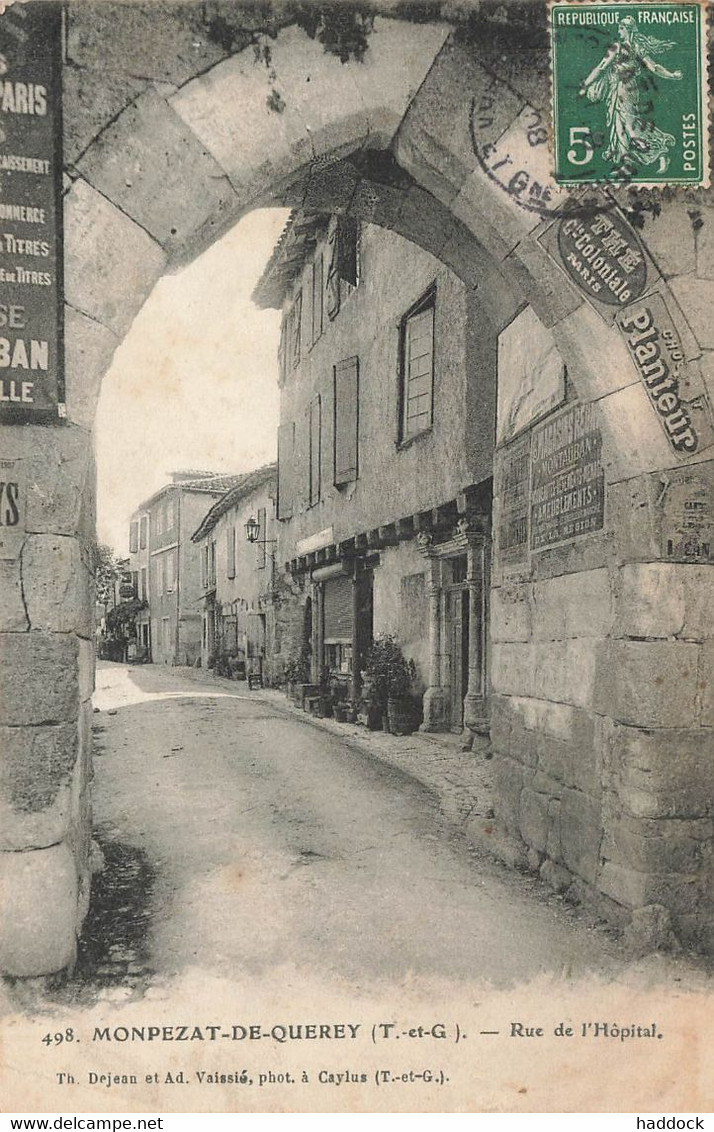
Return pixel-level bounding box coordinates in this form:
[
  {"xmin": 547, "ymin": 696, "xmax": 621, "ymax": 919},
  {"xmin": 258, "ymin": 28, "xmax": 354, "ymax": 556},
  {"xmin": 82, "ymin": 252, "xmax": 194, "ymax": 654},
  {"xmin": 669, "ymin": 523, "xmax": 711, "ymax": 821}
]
[
  {"xmin": 304, "ymin": 262, "xmax": 314, "ymax": 348},
  {"xmin": 323, "ymin": 575, "xmax": 353, "ymax": 642},
  {"xmin": 337, "ymin": 216, "xmax": 358, "ymax": 286},
  {"xmin": 277, "ymin": 421, "xmax": 294, "ymax": 519},
  {"xmin": 325, "ymin": 224, "xmax": 340, "ymax": 321},
  {"xmin": 334, "ymin": 356, "xmax": 359, "ymax": 485},
  {"xmin": 309, "ymin": 395, "xmax": 321, "ymax": 506},
  {"xmin": 129, "ymin": 522, "xmax": 138, "ymax": 553},
  {"xmin": 312, "ymin": 252, "xmax": 324, "ymax": 342},
  {"xmin": 291, "ymin": 292, "xmax": 302, "ymax": 368},
  {"xmin": 256, "ymin": 507, "xmax": 266, "ymax": 569},
  {"xmin": 227, "ymin": 525, "xmax": 235, "ymax": 579}
]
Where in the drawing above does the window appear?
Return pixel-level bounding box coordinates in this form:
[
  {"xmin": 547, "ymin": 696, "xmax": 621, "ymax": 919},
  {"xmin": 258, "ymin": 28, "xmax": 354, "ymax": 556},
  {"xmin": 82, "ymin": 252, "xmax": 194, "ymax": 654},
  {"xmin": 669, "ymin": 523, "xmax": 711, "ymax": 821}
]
[
  {"xmin": 129, "ymin": 522, "xmax": 138, "ymax": 554},
  {"xmin": 227, "ymin": 525, "xmax": 236, "ymax": 579},
  {"xmin": 399, "ymin": 287, "xmax": 435, "ymax": 443},
  {"xmin": 334, "ymin": 356, "xmax": 359, "ymax": 486},
  {"xmin": 155, "ymin": 505, "xmax": 164, "ymax": 537},
  {"xmin": 139, "ymin": 516, "xmax": 148, "ymax": 550},
  {"xmin": 154, "ymin": 557, "xmax": 163, "ymax": 596},
  {"xmin": 164, "ymin": 549, "xmax": 177, "ymax": 593},
  {"xmin": 140, "ymin": 567, "xmax": 148, "ymax": 602},
  {"xmin": 277, "ymin": 420, "xmax": 295, "ymax": 519},
  {"xmin": 131, "ymin": 570, "xmax": 139, "ymax": 596},
  {"xmin": 308, "ymin": 395, "xmax": 321, "ymax": 507}
]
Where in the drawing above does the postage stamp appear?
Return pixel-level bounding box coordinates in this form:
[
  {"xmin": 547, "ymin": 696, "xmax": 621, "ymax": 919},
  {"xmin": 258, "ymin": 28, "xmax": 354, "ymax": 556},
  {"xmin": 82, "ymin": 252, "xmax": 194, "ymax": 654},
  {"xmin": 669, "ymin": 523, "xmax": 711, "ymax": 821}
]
[{"xmin": 550, "ymin": 1, "xmax": 709, "ymax": 186}]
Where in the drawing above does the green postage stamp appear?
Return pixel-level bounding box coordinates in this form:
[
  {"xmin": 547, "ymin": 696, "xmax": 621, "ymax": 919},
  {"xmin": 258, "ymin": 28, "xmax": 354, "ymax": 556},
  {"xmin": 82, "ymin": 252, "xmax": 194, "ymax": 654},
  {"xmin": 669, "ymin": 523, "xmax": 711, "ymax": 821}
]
[{"xmin": 550, "ymin": 2, "xmax": 709, "ymax": 185}]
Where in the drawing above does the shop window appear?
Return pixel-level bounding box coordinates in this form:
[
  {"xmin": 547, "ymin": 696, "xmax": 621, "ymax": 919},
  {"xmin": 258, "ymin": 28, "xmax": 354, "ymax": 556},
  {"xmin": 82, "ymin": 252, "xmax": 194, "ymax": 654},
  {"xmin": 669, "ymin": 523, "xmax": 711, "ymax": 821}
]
[{"xmin": 399, "ymin": 286, "xmax": 436, "ymax": 443}]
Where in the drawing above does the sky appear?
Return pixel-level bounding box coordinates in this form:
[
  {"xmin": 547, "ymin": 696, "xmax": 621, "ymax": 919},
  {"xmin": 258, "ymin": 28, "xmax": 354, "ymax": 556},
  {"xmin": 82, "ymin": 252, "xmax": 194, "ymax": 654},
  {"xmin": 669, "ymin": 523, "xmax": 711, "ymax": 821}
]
[{"xmin": 95, "ymin": 207, "xmax": 290, "ymax": 553}]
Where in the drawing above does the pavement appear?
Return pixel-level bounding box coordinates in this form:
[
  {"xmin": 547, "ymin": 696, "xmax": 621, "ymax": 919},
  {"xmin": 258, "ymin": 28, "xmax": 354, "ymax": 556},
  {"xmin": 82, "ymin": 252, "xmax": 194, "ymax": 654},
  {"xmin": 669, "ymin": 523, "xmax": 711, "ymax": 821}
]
[
  {"xmin": 82, "ymin": 660, "xmax": 642, "ymax": 991},
  {"xmin": 174, "ymin": 664, "xmax": 495, "ymax": 843}
]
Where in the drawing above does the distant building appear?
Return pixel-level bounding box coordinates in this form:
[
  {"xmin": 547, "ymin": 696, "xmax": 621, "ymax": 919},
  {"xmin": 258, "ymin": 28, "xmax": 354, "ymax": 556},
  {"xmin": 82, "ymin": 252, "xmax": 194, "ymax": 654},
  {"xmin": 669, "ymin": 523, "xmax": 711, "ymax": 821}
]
[
  {"xmin": 191, "ymin": 464, "xmax": 277, "ymax": 680},
  {"xmin": 253, "ymin": 213, "xmax": 496, "ymax": 735},
  {"xmin": 129, "ymin": 472, "xmax": 245, "ymax": 665}
]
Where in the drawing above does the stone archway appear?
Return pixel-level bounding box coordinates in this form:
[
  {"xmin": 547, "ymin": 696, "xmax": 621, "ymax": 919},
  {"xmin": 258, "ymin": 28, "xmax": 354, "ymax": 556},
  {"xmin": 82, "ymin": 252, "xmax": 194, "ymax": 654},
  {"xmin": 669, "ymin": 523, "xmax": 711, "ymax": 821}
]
[{"xmin": 1, "ymin": 4, "xmax": 713, "ymax": 976}]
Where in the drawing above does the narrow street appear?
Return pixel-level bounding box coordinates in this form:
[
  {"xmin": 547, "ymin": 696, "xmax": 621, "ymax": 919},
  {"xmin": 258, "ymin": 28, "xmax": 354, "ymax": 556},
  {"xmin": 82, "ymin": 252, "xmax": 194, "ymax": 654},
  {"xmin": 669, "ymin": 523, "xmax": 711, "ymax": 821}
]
[{"xmin": 85, "ymin": 661, "xmax": 629, "ymax": 991}]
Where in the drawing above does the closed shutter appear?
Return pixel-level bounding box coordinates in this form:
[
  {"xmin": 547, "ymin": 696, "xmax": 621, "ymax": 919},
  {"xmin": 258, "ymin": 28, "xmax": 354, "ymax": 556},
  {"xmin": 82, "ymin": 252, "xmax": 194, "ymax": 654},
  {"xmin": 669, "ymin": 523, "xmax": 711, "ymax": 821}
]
[
  {"xmin": 337, "ymin": 216, "xmax": 359, "ymax": 286},
  {"xmin": 325, "ymin": 224, "xmax": 340, "ymax": 321},
  {"xmin": 304, "ymin": 262, "xmax": 314, "ymax": 349},
  {"xmin": 277, "ymin": 421, "xmax": 294, "ymax": 519},
  {"xmin": 323, "ymin": 575, "xmax": 353, "ymax": 643},
  {"xmin": 309, "ymin": 395, "xmax": 321, "ymax": 506},
  {"xmin": 312, "ymin": 252, "xmax": 324, "ymax": 342},
  {"xmin": 257, "ymin": 507, "xmax": 266, "ymax": 569},
  {"xmin": 334, "ymin": 356, "xmax": 359, "ymax": 485},
  {"xmin": 227, "ymin": 525, "xmax": 235, "ymax": 578}
]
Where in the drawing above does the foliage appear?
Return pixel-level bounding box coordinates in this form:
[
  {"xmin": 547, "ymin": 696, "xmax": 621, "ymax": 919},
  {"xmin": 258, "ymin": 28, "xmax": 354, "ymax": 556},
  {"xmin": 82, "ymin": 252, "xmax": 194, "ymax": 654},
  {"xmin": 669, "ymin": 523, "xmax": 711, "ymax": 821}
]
[
  {"xmin": 91, "ymin": 543, "xmax": 124, "ymax": 608},
  {"xmin": 283, "ymin": 647, "xmax": 311, "ymax": 684},
  {"xmin": 361, "ymin": 634, "xmax": 416, "ymax": 706},
  {"xmin": 293, "ymin": 4, "xmax": 375, "ymax": 63},
  {"xmin": 105, "ymin": 598, "xmax": 146, "ymax": 639}
]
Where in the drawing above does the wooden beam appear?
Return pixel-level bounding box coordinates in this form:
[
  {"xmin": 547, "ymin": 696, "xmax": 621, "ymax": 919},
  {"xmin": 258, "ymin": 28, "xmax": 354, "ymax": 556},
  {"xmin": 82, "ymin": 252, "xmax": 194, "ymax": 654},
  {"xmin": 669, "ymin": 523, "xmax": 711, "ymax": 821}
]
[
  {"xmin": 395, "ymin": 516, "xmax": 414, "ymax": 540},
  {"xmin": 378, "ymin": 524, "xmax": 399, "ymax": 546}
]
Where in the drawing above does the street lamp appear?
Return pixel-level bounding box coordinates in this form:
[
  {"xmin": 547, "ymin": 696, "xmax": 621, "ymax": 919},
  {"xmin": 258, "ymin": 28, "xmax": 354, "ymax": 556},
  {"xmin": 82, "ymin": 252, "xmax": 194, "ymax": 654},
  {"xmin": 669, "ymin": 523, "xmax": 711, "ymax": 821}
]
[
  {"xmin": 244, "ymin": 515, "xmax": 260, "ymax": 543},
  {"xmin": 244, "ymin": 515, "xmax": 277, "ymax": 549}
]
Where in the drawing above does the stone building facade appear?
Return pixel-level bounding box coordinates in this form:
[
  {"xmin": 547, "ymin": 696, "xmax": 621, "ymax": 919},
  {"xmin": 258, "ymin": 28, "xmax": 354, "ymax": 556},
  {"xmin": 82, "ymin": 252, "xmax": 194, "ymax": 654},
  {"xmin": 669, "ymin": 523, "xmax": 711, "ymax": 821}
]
[
  {"xmin": 1, "ymin": 3, "xmax": 713, "ymax": 976},
  {"xmin": 190, "ymin": 465, "xmax": 277, "ymax": 680},
  {"xmin": 131, "ymin": 472, "xmax": 243, "ymax": 666},
  {"xmin": 254, "ymin": 214, "xmax": 497, "ymax": 734}
]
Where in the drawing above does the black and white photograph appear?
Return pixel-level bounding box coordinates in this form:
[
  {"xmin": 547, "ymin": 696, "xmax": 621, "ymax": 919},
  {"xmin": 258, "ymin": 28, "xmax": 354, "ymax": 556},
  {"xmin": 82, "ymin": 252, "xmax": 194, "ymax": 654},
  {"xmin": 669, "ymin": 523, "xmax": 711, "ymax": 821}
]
[{"xmin": 1, "ymin": 0, "xmax": 713, "ymax": 1116}]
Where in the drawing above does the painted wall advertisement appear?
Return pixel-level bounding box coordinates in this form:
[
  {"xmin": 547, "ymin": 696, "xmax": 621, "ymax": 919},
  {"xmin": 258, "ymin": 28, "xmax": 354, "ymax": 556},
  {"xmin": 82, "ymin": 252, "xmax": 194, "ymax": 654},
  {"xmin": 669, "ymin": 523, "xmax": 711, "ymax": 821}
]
[
  {"xmin": 497, "ymin": 401, "xmax": 605, "ymax": 562},
  {"xmin": 0, "ymin": 1, "xmax": 63, "ymax": 422}
]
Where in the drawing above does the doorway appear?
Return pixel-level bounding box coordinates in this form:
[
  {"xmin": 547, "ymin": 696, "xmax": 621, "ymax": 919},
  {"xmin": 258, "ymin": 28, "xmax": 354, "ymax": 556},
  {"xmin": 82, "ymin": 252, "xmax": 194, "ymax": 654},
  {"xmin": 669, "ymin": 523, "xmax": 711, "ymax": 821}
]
[{"xmin": 446, "ymin": 557, "xmax": 470, "ymax": 732}]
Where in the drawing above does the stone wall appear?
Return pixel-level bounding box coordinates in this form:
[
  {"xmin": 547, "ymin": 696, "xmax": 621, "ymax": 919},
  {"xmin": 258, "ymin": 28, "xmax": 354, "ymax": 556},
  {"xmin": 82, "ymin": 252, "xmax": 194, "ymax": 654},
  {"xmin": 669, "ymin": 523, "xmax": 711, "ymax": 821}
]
[{"xmin": 0, "ymin": 433, "xmax": 96, "ymax": 976}]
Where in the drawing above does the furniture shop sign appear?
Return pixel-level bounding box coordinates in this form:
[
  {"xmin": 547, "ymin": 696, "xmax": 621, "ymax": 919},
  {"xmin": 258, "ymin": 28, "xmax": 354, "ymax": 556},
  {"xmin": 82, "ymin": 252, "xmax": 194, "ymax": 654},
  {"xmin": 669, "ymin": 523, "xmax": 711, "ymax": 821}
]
[
  {"xmin": 0, "ymin": 2, "xmax": 63, "ymax": 423},
  {"xmin": 530, "ymin": 401, "xmax": 605, "ymax": 551}
]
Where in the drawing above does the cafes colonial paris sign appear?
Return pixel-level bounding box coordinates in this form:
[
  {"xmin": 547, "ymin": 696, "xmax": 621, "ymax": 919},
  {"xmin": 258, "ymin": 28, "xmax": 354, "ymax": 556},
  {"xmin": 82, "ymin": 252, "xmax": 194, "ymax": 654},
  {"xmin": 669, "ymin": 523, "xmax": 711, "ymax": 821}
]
[{"xmin": 0, "ymin": 2, "xmax": 63, "ymax": 423}]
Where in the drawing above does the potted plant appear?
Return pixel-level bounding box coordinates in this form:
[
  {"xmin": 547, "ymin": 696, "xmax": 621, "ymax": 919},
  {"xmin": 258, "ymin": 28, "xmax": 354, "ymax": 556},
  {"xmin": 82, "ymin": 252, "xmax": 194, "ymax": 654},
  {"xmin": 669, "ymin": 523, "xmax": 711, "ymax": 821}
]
[
  {"xmin": 283, "ymin": 651, "xmax": 310, "ymax": 704},
  {"xmin": 357, "ymin": 673, "xmax": 383, "ymax": 730},
  {"xmin": 361, "ymin": 634, "xmax": 418, "ymax": 735}
]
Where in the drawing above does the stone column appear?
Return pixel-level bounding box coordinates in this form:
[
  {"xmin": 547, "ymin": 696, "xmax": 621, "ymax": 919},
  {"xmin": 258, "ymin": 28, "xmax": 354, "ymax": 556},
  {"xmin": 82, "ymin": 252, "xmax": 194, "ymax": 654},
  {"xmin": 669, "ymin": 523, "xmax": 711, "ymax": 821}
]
[
  {"xmin": 420, "ymin": 542, "xmax": 449, "ymax": 731},
  {"xmin": 463, "ymin": 535, "xmax": 490, "ymax": 736}
]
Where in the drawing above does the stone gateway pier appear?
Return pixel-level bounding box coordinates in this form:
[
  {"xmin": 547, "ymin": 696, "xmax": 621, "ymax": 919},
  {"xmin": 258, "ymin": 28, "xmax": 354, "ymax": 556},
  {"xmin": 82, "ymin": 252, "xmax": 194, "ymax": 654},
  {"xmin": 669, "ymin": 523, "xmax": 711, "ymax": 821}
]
[{"xmin": 0, "ymin": 1, "xmax": 712, "ymax": 976}]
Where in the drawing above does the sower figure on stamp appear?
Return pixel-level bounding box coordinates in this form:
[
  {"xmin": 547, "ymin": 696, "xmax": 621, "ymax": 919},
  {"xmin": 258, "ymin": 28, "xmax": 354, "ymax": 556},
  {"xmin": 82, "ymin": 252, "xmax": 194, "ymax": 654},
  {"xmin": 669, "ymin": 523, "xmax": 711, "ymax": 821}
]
[{"xmin": 579, "ymin": 15, "xmax": 682, "ymax": 175}]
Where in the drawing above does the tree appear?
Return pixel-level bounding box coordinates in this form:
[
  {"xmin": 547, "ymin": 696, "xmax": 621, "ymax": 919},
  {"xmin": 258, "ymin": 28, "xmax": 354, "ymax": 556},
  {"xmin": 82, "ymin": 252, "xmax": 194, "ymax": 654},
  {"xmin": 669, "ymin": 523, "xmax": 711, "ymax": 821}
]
[{"xmin": 91, "ymin": 543, "xmax": 124, "ymax": 611}]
